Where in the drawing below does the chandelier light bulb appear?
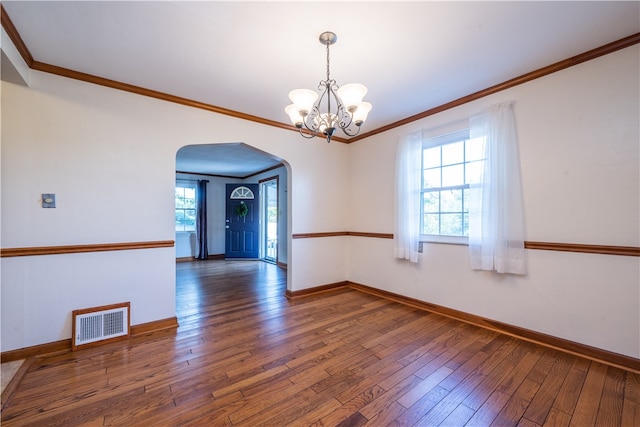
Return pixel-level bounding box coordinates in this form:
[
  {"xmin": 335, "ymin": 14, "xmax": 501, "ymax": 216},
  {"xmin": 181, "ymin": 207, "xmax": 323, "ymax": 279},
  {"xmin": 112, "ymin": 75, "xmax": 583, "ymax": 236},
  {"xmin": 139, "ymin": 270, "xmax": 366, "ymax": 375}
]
[
  {"xmin": 285, "ymin": 104, "xmax": 304, "ymax": 127},
  {"xmin": 288, "ymin": 89, "xmax": 318, "ymax": 116},
  {"xmin": 352, "ymin": 102, "xmax": 372, "ymax": 125},
  {"xmin": 337, "ymin": 83, "xmax": 368, "ymax": 111}
]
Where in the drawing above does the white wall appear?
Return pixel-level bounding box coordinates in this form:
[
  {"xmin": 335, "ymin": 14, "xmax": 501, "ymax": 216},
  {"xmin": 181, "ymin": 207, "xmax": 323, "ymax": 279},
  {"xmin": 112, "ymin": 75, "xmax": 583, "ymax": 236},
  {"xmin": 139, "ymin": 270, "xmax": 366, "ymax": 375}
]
[
  {"xmin": 1, "ymin": 68, "xmax": 349, "ymax": 351},
  {"xmin": 347, "ymin": 45, "xmax": 640, "ymax": 358}
]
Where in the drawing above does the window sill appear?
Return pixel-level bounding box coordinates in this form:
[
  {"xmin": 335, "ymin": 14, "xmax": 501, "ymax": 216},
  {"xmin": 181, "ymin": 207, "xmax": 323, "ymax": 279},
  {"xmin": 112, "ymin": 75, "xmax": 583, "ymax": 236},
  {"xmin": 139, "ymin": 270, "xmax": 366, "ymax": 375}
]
[{"xmin": 420, "ymin": 234, "xmax": 468, "ymax": 247}]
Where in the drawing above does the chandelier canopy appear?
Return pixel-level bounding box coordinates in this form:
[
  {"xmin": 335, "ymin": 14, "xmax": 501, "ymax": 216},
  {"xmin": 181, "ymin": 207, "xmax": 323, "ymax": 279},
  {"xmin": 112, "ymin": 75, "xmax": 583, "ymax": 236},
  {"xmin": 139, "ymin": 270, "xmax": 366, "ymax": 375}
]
[{"xmin": 285, "ymin": 31, "xmax": 372, "ymax": 143}]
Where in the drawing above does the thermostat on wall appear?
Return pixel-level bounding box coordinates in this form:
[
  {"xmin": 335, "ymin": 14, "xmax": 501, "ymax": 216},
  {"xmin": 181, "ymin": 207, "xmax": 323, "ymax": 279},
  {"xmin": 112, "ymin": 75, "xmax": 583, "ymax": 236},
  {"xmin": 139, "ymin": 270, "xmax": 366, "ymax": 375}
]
[{"xmin": 42, "ymin": 193, "xmax": 56, "ymax": 208}]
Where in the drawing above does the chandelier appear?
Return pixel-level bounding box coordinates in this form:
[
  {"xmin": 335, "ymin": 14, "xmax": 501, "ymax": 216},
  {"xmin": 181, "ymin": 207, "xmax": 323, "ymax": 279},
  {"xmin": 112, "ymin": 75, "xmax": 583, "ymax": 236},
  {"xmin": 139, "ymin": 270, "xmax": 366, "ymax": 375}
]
[{"xmin": 285, "ymin": 31, "xmax": 372, "ymax": 143}]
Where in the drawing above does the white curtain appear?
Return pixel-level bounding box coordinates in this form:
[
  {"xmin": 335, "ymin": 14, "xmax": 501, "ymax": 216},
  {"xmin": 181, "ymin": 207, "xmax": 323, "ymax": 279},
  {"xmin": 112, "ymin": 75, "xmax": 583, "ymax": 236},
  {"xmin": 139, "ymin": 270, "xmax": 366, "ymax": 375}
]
[
  {"xmin": 469, "ymin": 101, "xmax": 527, "ymax": 274},
  {"xmin": 394, "ymin": 130, "xmax": 422, "ymax": 263}
]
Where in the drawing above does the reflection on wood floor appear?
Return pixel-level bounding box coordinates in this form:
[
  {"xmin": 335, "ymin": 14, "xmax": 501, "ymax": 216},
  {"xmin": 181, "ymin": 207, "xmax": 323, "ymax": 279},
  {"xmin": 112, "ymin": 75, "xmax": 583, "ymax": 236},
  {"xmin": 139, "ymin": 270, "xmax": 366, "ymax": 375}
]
[{"xmin": 1, "ymin": 260, "xmax": 638, "ymax": 426}]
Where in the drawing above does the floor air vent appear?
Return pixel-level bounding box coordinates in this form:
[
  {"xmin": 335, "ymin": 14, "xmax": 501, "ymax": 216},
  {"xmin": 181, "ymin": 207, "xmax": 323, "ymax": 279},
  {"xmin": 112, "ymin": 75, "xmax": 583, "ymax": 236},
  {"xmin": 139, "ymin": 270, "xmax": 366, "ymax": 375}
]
[{"xmin": 72, "ymin": 302, "xmax": 130, "ymax": 351}]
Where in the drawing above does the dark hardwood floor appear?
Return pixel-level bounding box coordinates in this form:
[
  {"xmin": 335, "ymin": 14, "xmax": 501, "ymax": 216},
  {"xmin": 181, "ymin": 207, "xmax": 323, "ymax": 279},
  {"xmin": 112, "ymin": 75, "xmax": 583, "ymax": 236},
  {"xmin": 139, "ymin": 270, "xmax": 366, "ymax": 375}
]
[{"xmin": 1, "ymin": 260, "xmax": 638, "ymax": 426}]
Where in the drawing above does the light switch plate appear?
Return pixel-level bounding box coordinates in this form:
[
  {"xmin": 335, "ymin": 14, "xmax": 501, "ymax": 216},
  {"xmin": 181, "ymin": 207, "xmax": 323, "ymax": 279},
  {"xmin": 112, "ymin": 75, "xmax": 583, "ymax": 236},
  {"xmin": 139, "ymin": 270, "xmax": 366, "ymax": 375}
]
[{"xmin": 42, "ymin": 193, "xmax": 56, "ymax": 208}]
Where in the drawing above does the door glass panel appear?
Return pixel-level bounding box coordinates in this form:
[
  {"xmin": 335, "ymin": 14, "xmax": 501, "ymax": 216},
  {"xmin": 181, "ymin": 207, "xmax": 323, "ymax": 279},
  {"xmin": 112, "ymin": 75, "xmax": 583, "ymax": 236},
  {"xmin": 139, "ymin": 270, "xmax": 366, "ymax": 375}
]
[{"xmin": 262, "ymin": 179, "xmax": 278, "ymax": 262}]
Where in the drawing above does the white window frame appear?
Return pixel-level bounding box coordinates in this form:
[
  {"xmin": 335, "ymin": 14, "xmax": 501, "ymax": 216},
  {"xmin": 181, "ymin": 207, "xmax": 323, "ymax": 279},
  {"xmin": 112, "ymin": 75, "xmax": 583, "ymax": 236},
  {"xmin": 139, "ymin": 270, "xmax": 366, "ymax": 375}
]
[
  {"xmin": 420, "ymin": 127, "xmax": 483, "ymax": 246},
  {"xmin": 175, "ymin": 181, "xmax": 197, "ymax": 233}
]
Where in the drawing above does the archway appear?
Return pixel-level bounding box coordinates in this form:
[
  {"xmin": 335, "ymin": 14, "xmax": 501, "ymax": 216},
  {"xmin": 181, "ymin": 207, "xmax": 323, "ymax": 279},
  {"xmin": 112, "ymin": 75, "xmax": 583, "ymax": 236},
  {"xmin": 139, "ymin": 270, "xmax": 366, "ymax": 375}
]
[{"xmin": 174, "ymin": 142, "xmax": 291, "ymax": 293}]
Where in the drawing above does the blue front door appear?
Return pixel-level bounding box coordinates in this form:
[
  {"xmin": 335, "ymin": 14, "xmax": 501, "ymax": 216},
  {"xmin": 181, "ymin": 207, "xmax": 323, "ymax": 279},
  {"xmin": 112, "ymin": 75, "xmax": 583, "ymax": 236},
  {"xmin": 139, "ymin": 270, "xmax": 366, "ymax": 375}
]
[{"xmin": 225, "ymin": 184, "xmax": 259, "ymax": 259}]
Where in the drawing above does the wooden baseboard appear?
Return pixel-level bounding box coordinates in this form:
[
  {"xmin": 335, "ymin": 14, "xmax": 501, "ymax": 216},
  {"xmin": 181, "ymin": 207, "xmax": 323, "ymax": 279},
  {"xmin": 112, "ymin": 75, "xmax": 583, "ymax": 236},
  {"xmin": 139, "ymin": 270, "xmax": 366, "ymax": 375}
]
[
  {"xmin": 176, "ymin": 254, "xmax": 225, "ymax": 262},
  {"xmin": 285, "ymin": 281, "xmax": 347, "ymax": 299},
  {"xmin": 0, "ymin": 317, "xmax": 179, "ymax": 363},
  {"xmin": 130, "ymin": 317, "xmax": 179, "ymax": 337},
  {"xmin": 0, "ymin": 339, "xmax": 71, "ymax": 363}
]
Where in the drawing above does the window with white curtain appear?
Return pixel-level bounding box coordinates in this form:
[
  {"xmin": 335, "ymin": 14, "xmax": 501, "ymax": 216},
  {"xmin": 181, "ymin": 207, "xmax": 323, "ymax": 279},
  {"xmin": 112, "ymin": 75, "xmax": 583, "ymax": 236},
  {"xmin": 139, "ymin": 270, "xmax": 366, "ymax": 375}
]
[{"xmin": 395, "ymin": 101, "xmax": 525, "ymax": 274}]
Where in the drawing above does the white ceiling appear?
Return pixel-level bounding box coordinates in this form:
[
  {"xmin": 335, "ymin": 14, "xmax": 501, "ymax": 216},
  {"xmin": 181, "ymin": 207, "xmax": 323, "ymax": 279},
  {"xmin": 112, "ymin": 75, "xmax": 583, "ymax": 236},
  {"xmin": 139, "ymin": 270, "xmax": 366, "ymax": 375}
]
[{"xmin": 3, "ymin": 1, "xmax": 639, "ymax": 177}]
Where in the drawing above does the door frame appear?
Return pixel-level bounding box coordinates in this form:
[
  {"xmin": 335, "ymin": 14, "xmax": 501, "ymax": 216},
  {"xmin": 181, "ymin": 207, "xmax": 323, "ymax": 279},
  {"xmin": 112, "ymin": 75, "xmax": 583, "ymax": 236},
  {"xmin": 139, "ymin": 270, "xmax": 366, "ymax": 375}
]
[
  {"xmin": 225, "ymin": 183, "xmax": 260, "ymax": 259},
  {"xmin": 259, "ymin": 176, "xmax": 279, "ymax": 264}
]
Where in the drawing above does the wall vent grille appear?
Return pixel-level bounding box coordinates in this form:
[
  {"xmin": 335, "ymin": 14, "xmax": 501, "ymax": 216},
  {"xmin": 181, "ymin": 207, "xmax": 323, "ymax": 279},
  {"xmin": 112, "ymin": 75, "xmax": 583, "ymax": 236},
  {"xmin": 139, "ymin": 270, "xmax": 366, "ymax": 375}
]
[{"xmin": 72, "ymin": 302, "xmax": 130, "ymax": 350}]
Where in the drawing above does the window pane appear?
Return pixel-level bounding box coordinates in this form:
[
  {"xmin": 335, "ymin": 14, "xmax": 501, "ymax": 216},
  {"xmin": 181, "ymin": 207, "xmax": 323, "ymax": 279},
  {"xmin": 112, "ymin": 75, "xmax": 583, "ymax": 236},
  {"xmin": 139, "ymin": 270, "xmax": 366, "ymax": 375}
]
[
  {"xmin": 423, "ymin": 168, "xmax": 441, "ymax": 188},
  {"xmin": 466, "ymin": 160, "xmax": 484, "ymax": 184},
  {"xmin": 423, "ymin": 191, "xmax": 439, "ymax": 213},
  {"xmin": 466, "ymin": 137, "xmax": 485, "ymax": 161},
  {"xmin": 423, "ymin": 146, "xmax": 440, "ymax": 168},
  {"xmin": 184, "ymin": 187, "xmax": 195, "ymax": 199},
  {"xmin": 441, "ymin": 189, "xmax": 462, "ymax": 212},
  {"xmin": 463, "ymin": 213, "xmax": 469, "ymax": 236},
  {"xmin": 442, "ymin": 164, "xmax": 464, "ymax": 187},
  {"xmin": 176, "ymin": 185, "xmax": 196, "ymax": 231},
  {"xmin": 419, "ymin": 129, "xmax": 477, "ymax": 237},
  {"xmin": 184, "ymin": 196, "xmax": 196, "ymax": 209},
  {"xmin": 175, "ymin": 210, "xmax": 185, "ymax": 231},
  {"xmin": 423, "ymin": 213, "xmax": 440, "ymax": 234},
  {"xmin": 442, "ymin": 141, "xmax": 464, "ymax": 165},
  {"xmin": 441, "ymin": 213, "xmax": 463, "ymax": 236},
  {"xmin": 184, "ymin": 209, "xmax": 196, "ymax": 231},
  {"xmin": 462, "ymin": 188, "xmax": 470, "ymax": 213}
]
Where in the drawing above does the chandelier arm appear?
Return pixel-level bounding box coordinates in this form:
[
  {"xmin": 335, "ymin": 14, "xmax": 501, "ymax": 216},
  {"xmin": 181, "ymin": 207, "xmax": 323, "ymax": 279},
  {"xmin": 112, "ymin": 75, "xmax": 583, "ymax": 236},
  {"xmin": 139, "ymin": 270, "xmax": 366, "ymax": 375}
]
[
  {"xmin": 327, "ymin": 84, "xmax": 353, "ymax": 130},
  {"xmin": 303, "ymin": 104, "xmax": 319, "ymax": 132},
  {"xmin": 297, "ymin": 125, "xmax": 316, "ymax": 139},
  {"xmin": 340, "ymin": 124, "xmax": 362, "ymax": 137}
]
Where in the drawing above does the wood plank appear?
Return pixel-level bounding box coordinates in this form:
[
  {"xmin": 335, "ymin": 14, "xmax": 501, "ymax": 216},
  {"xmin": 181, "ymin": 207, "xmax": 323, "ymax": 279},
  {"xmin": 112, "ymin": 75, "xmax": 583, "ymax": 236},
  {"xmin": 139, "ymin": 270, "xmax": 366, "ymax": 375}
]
[
  {"xmin": 568, "ymin": 362, "xmax": 608, "ymax": 427},
  {"xmin": 465, "ymin": 391, "xmax": 511, "ymax": 426},
  {"xmin": 544, "ymin": 407, "xmax": 573, "ymax": 427},
  {"xmin": 522, "ymin": 372, "xmax": 565, "ymax": 424},
  {"xmin": 396, "ymin": 365, "xmax": 453, "ymax": 408},
  {"xmin": 462, "ymin": 341, "xmax": 524, "ymax": 411},
  {"xmin": 551, "ymin": 358, "xmax": 589, "ymax": 415},
  {"xmin": 490, "ymin": 378, "xmax": 541, "ymax": 426},
  {"xmin": 440, "ymin": 403, "xmax": 476, "ymax": 426},
  {"xmin": 363, "ymin": 401, "xmax": 406, "ymax": 426},
  {"xmin": 622, "ymin": 373, "xmax": 640, "ymax": 426},
  {"xmin": 594, "ymin": 365, "xmax": 625, "ymax": 426},
  {"xmin": 317, "ymin": 385, "xmax": 384, "ymax": 426},
  {"xmin": 391, "ymin": 385, "xmax": 449, "ymax": 426}
]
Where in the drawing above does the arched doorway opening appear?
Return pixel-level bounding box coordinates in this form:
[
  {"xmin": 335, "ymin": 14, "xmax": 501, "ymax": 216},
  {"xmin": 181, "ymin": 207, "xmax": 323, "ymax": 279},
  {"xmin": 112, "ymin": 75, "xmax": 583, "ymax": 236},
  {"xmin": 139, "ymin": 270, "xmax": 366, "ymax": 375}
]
[
  {"xmin": 175, "ymin": 143, "xmax": 288, "ymax": 263},
  {"xmin": 174, "ymin": 142, "xmax": 291, "ymax": 296}
]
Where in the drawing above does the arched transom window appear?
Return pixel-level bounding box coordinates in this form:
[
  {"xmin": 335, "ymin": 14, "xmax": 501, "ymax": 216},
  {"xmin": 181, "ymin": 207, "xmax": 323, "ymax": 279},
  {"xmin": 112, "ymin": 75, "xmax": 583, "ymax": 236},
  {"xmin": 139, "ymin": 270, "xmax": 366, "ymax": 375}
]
[{"xmin": 230, "ymin": 186, "xmax": 255, "ymax": 199}]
